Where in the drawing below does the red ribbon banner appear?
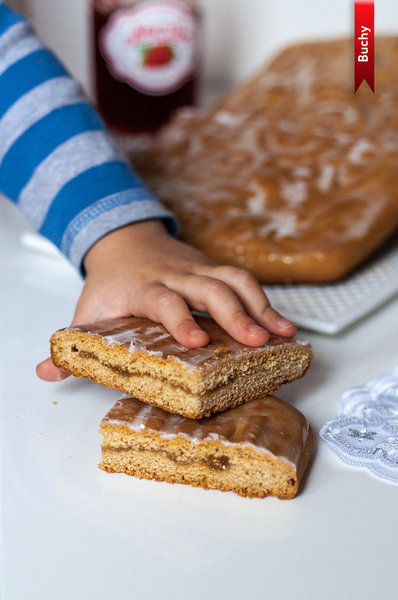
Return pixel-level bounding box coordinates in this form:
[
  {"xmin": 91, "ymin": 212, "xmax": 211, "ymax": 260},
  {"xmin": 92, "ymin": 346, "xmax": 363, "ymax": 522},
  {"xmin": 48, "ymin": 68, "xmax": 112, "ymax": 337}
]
[{"xmin": 354, "ymin": 0, "xmax": 374, "ymax": 92}]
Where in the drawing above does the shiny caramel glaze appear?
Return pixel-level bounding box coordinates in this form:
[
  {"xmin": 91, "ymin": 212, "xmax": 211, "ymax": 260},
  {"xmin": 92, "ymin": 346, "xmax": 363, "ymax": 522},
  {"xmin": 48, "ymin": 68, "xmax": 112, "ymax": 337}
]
[
  {"xmin": 133, "ymin": 39, "xmax": 398, "ymax": 283},
  {"xmin": 101, "ymin": 395, "xmax": 311, "ymax": 468},
  {"xmin": 70, "ymin": 315, "xmax": 309, "ymax": 372}
]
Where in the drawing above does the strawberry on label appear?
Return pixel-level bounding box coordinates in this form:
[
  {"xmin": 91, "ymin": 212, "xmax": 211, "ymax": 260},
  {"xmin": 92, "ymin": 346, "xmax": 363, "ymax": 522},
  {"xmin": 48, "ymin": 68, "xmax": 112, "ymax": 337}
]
[{"xmin": 143, "ymin": 44, "xmax": 175, "ymax": 67}]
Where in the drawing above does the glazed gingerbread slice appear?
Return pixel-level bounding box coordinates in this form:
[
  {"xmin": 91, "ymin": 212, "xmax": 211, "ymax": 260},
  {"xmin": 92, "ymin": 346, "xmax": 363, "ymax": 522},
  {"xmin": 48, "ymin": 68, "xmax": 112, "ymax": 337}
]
[
  {"xmin": 51, "ymin": 315, "xmax": 312, "ymax": 419},
  {"xmin": 133, "ymin": 38, "xmax": 398, "ymax": 283},
  {"xmin": 99, "ymin": 395, "xmax": 313, "ymax": 499}
]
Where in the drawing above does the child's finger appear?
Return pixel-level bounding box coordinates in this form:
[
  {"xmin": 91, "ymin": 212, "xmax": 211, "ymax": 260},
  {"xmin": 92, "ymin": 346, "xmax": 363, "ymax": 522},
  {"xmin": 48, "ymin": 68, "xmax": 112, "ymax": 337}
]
[
  {"xmin": 166, "ymin": 274, "xmax": 271, "ymax": 347},
  {"xmin": 203, "ymin": 265, "xmax": 297, "ymax": 337},
  {"xmin": 144, "ymin": 285, "xmax": 210, "ymax": 348},
  {"xmin": 36, "ymin": 357, "xmax": 70, "ymax": 381}
]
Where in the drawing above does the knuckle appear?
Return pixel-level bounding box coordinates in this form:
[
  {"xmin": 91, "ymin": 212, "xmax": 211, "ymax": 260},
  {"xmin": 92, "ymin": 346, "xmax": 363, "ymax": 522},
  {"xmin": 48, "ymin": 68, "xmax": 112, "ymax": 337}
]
[
  {"xmin": 229, "ymin": 309, "xmax": 250, "ymax": 325},
  {"xmin": 177, "ymin": 316, "xmax": 196, "ymax": 330},
  {"xmin": 261, "ymin": 305, "xmax": 276, "ymax": 317},
  {"xmin": 215, "ymin": 265, "xmax": 242, "ymax": 280},
  {"xmin": 218, "ymin": 265, "xmax": 256, "ymax": 284},
  {"xmin": 233, "ymin": 268, "xmax": 258, "ymax": 287},
  {"xmin": 154, "ymin": 289, "xmax": 178, "ymax": 311},
  {"xmin": 203, "ymin": 278, "xmax": 228, "ymax": 298}
]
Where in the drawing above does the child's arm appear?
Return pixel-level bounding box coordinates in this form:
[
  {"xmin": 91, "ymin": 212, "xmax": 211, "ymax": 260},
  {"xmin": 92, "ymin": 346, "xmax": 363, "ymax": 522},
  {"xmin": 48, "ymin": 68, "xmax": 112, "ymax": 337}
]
[
  {"xmin": 0, "ymin": 2, "xmax": 175, "ymax": 269},
  {"xmin": 0, "ymin": 3, "xmax": 295, "ymax": 382}
]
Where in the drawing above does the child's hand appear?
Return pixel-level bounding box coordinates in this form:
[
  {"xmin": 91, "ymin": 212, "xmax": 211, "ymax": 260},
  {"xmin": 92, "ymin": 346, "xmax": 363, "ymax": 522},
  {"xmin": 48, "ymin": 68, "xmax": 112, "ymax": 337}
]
[{"xmin": 36, "ymin": 220, "xmax": 296, "ymax": 381}]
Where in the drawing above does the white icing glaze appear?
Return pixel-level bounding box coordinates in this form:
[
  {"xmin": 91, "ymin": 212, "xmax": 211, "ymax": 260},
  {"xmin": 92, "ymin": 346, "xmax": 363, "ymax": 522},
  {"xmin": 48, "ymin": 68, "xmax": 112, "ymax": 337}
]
[
  {"xmin": 132, "ymin": 404, "xmax": 153, "ymax": 431},
  {"xmin": 346, "ymin": 198, "xmax": 388, "ymax": 240},
  {"xmin": 293, "ymin": 165, "xmax": 312, "ymax": 178},
  {"xmin": 294, "ymin": 58, "xmax": 315, "ymax": 102},
  {"xmin": 348, "ymin": 139, "xmax": 374, "ymax": 165},
  {"xmin": 316, "ymin": 100, "xmax": 359, "ymax": 125},
  {"xmin": 102, "ymin": 332, "xmax": 134, "ymax": 345},
  {"xmin": 246, "ymin": 183, "xmax": 268, "ymax": 215},
  {"xmin": 214, "ymin": 111, "xmax": 246, "ymax": 127},
  {"xmin": 258, "ymin": 212, "xmax": 301, "ymax": 240},
  {"xmin": 280, "ymin": 180, "xmax": 308, "ymax": 206},
  {"xmin": 316, "ymin": 164, "xmax": 335, "ymax": 193}
]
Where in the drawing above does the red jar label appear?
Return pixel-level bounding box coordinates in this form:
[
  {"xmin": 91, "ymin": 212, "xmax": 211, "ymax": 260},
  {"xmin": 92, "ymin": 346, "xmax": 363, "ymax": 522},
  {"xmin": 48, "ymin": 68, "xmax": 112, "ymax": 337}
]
[{"xmin": 100, "ymin": 0, "xmax": 198, "ymax": 95}]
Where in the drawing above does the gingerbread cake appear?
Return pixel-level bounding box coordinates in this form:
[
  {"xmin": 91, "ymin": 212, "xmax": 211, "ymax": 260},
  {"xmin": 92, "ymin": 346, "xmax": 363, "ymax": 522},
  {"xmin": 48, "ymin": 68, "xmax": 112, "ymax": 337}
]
[
  {"xmin": 51, "ymin": 315, "xmax": 312, "ymax": 419},
  {"xmin": 133, "ymin": 38, "xmax": 398, "ymax": 283},
  {"xmin": 99, "ymin": 395, "xmax": 313, "ymax": 499}
]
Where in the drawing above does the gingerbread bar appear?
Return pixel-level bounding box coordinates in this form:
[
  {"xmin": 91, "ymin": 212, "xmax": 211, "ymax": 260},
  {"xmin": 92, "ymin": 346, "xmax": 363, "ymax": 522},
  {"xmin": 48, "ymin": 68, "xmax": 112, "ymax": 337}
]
[
  {"xmin": 99, "ymin": 395, "xmax": 313, "ymax": 499},
  {"xmin": 133, "ymin": 38, "xmax": 398, "ymax": 283},
  {"xmin": 51, "ymin": 315, "xmax": 312, "ymax": 419}
]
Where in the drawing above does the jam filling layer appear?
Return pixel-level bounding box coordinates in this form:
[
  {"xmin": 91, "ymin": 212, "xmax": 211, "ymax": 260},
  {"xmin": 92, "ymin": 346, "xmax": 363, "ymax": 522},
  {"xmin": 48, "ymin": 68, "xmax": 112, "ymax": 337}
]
[{"xmin": 102, "ymin": 445, "xmax": 231, "ymax": 471}]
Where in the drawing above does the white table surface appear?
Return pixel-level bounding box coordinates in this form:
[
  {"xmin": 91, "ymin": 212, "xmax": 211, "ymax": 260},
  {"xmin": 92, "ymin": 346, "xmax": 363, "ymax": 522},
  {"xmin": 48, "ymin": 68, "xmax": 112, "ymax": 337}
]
[{"xmin": 1, "ymin": 198, "xmax": 398, "ymax": 600}]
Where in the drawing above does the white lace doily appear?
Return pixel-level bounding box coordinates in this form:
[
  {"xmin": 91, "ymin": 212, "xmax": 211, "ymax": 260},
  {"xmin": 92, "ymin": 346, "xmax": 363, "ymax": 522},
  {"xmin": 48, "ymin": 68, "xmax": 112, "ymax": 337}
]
[{"xmin": 320, "ymin": 366, "xmax": 398, "ymax": 484}]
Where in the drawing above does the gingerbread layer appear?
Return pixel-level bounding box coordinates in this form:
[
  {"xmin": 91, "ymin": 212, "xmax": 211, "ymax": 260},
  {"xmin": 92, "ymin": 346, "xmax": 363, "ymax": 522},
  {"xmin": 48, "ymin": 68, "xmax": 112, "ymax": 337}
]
[
  {"xmin": 133, "ymin": 38, "xmax": 398, "ymax": 283},
  {"xmin": 99, "ymin": 396, "xmax": 313, "ymax": 499},
  {"xmin": 51, "ymin": 315, "xmax": 312, "ymax": 419}
]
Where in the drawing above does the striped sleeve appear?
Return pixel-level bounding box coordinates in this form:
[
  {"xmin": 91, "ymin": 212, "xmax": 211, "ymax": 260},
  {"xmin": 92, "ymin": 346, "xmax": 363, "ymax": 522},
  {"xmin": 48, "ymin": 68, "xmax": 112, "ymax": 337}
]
[{"xmin": 0, "ymin": 2, "xmax": 177, "ymax": 271}]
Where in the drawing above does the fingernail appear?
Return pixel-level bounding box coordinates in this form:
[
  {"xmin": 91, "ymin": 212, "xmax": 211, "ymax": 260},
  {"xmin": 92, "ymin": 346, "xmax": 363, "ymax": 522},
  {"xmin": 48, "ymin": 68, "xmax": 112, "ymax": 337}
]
[
  {"xmin": 276, "ymin": 316, "xmax": 294, "ymax": 329},
  {"xmin": 249, "ymin": 324, "xmax": 267, "ymax": 334},
  {"xmin": 189, "ymin": 328, "xmax": 208, "ymax": 338},
  {"xmin": 56, "ymin": 369, "xmax": 69, "ymax": 381}
]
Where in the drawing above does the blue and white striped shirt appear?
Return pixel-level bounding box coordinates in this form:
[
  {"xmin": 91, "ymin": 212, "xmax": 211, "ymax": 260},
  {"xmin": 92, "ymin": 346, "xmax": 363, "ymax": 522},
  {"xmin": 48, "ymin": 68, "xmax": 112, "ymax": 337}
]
[{"xmin": 0, "ymin": 2, "xmax": 177, "ymax": 270}]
